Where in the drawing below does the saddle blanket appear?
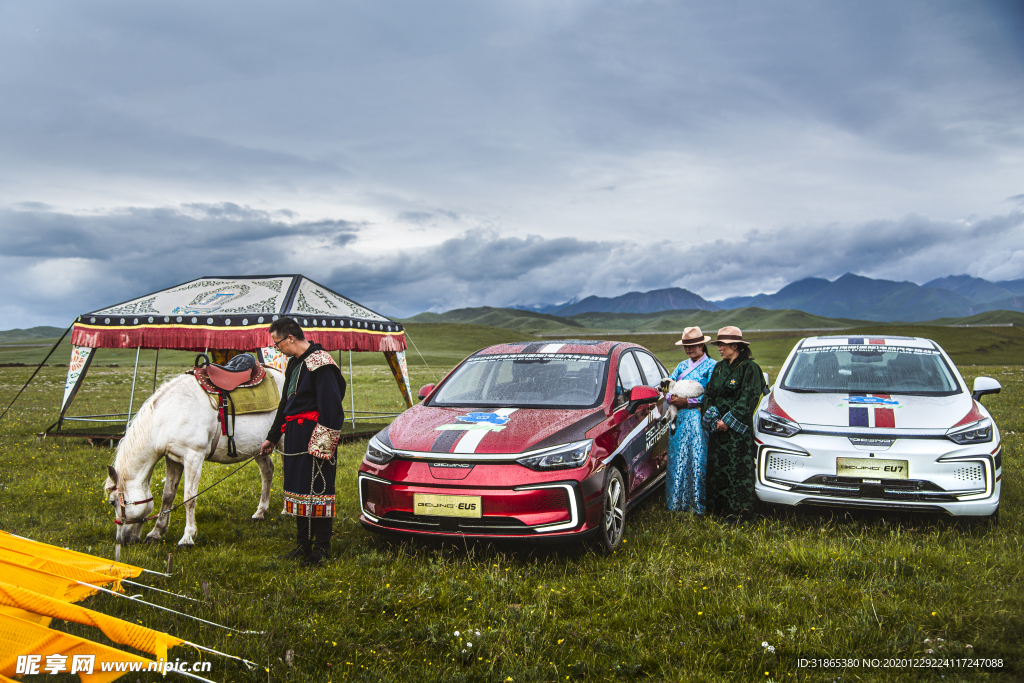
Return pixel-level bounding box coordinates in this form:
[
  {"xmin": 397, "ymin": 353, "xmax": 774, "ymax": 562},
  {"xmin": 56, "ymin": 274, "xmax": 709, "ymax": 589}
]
[{"xmin": 189, "ymin": 365, "xmax": 280, "ymax": 415}]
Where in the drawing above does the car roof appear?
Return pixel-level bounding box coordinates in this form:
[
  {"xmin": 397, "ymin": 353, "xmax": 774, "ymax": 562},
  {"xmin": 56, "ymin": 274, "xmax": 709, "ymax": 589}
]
[
  {"xmin": 799, "ymin": 335, "xmax": 937, "ymax": 350},
  {"xmin": 474, "ymin": 340, "xmax": 629, "ymax": 356}
]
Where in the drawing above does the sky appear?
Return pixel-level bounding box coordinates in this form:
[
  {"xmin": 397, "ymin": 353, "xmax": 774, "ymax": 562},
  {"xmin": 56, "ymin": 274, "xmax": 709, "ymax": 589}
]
[{"xmin": 2, "ymin": 0, "xmax": 1023, "ymax": 326}]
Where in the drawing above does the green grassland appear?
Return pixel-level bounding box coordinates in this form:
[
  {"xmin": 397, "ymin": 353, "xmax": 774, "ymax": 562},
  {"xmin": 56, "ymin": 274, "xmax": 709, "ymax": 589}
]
[{"xmin": 0, "ymin": 327, "xmax": 1022, "ymax": 681}]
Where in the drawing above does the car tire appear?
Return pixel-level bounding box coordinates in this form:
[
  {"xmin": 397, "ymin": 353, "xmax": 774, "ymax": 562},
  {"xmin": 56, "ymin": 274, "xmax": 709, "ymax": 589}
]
[{"xmin": 596, "ymin": 467, "xmax": 626, "ymax": 553}]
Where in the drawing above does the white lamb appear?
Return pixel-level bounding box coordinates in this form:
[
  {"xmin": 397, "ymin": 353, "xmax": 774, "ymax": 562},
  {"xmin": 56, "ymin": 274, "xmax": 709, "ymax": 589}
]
[{"xmin": 661, "ymin": 378, "xmax": 704, "ymax": 432}]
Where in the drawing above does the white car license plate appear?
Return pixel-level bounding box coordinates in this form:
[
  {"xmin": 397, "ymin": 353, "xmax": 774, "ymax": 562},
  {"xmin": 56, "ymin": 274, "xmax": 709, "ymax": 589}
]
[
  {"xmin": 836, "ymin": 458, "xmax": 908, "ymax": 480},
  {"xmin": 413, "ymin": 494, "xmax": 482, "ymax": 518}
]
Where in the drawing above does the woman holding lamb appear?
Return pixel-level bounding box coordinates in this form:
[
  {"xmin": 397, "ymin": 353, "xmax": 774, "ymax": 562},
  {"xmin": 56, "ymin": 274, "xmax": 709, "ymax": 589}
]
[{"xmin": 664, "ymin": 327, "xmax": 717, "ymax": 514}]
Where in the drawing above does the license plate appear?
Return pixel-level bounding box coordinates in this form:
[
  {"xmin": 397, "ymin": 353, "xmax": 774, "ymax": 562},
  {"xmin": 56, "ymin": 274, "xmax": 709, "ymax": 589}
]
[
  {"xmin": 836, "ymin": 457, "xmax": 908, "ymax": 479},
  {"xmin": 413, "ymin": 494, "xmax": 482, "ymax": 518}
]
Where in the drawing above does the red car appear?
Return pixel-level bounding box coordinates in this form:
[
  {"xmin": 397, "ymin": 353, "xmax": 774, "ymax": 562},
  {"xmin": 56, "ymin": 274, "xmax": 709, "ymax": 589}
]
[{"xmin": 358, "ymin": 340, "xmax": 670, "ymax": 551}]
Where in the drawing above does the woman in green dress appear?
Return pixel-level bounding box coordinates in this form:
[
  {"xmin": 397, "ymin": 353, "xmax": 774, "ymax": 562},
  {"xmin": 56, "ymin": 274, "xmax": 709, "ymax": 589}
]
[{"xmin": 701, "ymin": 326, "xmax": 766, "ymax": 520}]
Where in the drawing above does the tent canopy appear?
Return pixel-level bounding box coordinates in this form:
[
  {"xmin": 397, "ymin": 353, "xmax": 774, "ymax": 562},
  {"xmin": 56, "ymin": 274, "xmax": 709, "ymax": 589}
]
[
  {"xmin": 53, "ymin": 275, "xmax": 414, "ymax": 432},
  {"xmin": 71, "ymin": 275, "xmax": 406, "ymax": 353}
]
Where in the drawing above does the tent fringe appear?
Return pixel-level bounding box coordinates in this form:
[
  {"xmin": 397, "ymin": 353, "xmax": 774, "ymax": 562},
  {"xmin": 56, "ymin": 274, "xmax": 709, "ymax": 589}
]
[{"xmin": 70, "ymin": 325, "xmax": 406, "ymax": 353}]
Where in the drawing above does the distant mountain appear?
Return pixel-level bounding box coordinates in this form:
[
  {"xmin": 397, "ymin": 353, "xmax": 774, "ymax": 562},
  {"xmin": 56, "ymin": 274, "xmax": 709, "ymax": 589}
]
[
  {"xmin": 994, "ymin": 278, "xmax": 1024, "ymax": 296},
  {"xmin": 711, "ymin": 273, "xmax": 983, "ymax": 322},
  {"xmin": 0, "ymin": 326, "xmax": 66, "ymax": 342},
  {"xmin": 509, "ymin": 297, "xmax": 578, "ymax": 315},
  {"xmin": 922, "ymin": 275, "xmax": 1017, "ymax": 304},
  {"xmin": 555, "ymin": 287, "xmax": 718, "ymax": 316},
  {"xmin": 420, "ymin": 273, "xmax": 1024, "ymax": 324}
]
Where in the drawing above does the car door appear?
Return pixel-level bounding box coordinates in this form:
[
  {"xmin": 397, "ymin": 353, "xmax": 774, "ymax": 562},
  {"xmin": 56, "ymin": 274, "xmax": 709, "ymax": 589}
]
[
  {"xmin": 632, "ymin": 350, "xmax": 671, "ymax": 492},
  {"xmin": 609, "ymin": 351, "xmax": 658, "ymax": 499}
]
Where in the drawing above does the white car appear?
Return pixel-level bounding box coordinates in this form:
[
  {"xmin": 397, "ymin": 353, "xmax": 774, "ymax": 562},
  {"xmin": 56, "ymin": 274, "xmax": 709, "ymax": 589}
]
[{"xmin": 755, "ymin": 335, "xmax": 1002, "ymax": 518}]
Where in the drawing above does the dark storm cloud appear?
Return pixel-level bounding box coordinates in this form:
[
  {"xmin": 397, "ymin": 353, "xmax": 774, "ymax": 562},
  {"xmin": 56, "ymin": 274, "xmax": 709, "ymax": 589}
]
[
  {"xmin": 1, "ymin": 1, "xmax": 1020, "ymax": 193},
  {"xmin": 0, "ymin": 204, "xmax": 361, "ymax": 325}
]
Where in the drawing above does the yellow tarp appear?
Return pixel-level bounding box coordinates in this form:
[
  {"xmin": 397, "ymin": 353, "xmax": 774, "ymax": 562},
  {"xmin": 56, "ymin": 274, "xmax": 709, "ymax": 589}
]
[
  {"xmin": 0, "ymin": 612, "xmax": 152, "ymax": 682},
  {"xmin": 0, "ymin": 559, "xmax": 101, "ymax": 614},
  {"xmin": 0, "ymin": 550, "xmax": 124, "ymax": 591},
  {"xmin": 0, "ymin": 532, "xmax": 141, "ymax": 580},
  {"xmin": 0, "ymin": 582, "xmax": 181, "ymax": 663},
  {"xmin": 0, "ymin": 549, "xmax": 124, "ymax": 628}
]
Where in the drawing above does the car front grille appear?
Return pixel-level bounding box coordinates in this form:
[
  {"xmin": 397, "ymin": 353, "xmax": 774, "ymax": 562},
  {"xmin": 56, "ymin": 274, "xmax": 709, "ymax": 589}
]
[{"xmin": 786, "ymin": 476, "xmax": 960, "ymax": 502}]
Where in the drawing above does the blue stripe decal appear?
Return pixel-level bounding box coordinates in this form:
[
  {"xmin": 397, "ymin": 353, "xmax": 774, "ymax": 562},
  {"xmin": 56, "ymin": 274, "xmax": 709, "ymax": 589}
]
[
  {"xmin": 849, "ymin": 407, "xmax": 869, "ymax": 427},
  {"xmin": 848, "ymin": 337, "xmax": 864, "ymax": 345}
]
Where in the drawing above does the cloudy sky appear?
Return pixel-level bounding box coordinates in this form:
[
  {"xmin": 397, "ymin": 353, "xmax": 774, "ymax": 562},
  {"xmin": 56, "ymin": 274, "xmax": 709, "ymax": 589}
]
[{"xmin": 2, "ymin": 0, "xmax": 1023, "ymax": 325}]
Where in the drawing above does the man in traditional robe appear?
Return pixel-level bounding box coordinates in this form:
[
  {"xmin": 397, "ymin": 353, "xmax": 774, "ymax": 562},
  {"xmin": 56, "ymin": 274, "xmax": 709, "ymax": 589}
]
[{"xmin": 260, "ymin": 318, "xmax": 346, "ymax": 566}]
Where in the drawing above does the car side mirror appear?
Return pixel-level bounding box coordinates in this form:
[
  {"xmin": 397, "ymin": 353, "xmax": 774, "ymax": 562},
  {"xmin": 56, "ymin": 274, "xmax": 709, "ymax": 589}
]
[
  {"xmin": 626, "ymin": 385, "xmax": 660, "ymax": 415},
  {"xmin": 417, "ymin": 384, "xmax": 435, "ymax": 401},
  {"xmin": 763, "ymin": 371, "xmax": 771, "ymax": 396},
  {"xmin": 972, "ymin": 377, "xmax": 1001, "ymax": 403}
]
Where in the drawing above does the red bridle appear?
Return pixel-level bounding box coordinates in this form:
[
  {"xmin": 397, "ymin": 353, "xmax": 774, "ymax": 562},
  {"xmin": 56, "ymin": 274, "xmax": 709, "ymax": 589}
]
[{"xmin": 111, "ymin": 490, "xmax": 156, "ymax": 526}]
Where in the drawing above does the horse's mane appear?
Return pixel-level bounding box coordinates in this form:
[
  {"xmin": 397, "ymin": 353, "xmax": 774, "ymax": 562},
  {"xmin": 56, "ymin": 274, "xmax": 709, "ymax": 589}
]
[{"xmin": 110, "ymin": 374, "xmax": 190, "ymax": 481}]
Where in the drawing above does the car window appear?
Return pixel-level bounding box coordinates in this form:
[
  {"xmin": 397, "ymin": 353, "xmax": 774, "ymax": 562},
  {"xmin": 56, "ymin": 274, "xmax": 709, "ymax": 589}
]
[
  {"xmin": 430, "ymin": 353, "xmax": 608, "ymax": 407},
  {"xmin": 617, "ymin": 352, "xmax": 644, "ymax": 393},
  {"xmin": 634, "ymin": 351, "xmax": 666, "ymax": 387},
  {"xmin": 781, "ymin": 345, "xmax": 960, "ymax": 395}
]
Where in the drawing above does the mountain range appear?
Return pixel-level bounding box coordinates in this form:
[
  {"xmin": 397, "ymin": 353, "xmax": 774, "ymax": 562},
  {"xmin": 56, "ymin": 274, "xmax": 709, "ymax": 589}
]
[{"xmin": 504, "ymin": 273, "xmax": 1024, "ymax": 323}]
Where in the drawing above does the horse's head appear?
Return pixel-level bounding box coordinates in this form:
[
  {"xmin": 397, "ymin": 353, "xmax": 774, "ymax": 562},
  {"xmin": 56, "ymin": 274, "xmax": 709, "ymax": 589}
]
[{"xmin": 106, "ymin": 465, "xmax": 153, "ymax": 545}]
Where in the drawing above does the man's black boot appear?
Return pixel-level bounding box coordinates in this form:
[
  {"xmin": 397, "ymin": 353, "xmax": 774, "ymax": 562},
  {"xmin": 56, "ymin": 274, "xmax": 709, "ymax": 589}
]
[
  {"xmin": 281, "ymin": 517, "xmax": 312, "ymax": 560},
  {"xmin": 302, "ymin": 518, "xmax": 332, "ymax": 567}
]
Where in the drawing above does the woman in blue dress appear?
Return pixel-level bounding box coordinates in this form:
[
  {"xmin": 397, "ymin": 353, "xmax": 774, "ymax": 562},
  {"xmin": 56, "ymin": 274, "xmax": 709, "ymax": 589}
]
[{"xmin": 666, "ymin": 327, "xmax": 717, "ymax": 513}]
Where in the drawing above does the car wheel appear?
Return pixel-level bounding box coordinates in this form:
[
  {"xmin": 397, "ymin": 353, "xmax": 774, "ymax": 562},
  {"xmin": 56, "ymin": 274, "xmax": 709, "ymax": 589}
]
[{"xmin": 597, "ymin": 467, "xmax": 626, "ymax": 553}]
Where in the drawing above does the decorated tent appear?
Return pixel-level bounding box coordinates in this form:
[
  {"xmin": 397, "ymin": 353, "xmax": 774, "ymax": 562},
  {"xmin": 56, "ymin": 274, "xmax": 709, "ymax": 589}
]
[{"xmin": 51, "ymin": 275, "xmax": 413, "ymax": 438}]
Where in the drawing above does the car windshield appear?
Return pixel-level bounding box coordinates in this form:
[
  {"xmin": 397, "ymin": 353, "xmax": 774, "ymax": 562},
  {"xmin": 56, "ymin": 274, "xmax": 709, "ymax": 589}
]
[
  {"xmin": 781, "ymin": 345, "xmax": 961, "ymax": 396},
  {"xmin": 430, "ymin": 353, "xmax": 608, "ymax": 407}
]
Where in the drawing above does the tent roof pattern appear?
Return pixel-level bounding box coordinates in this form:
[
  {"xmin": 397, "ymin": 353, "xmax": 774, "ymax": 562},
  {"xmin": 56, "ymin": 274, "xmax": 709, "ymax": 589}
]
[{"xmin": 71, "ymin": 275, "xmax": 406, "ymax": 352}]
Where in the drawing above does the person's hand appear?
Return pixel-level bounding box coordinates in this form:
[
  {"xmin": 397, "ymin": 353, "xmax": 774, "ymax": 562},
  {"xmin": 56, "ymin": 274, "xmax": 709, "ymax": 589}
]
[
  {"xmin": 716, "ymin": 420, "xmax": 728, "ymax": 432},
  {"xmin": 260, "ymin": 440, "xmax": 275, "ymax": 456},
  {"xmin": 669, "ymin": 395, "xmax": 689, "ymax": 408}
]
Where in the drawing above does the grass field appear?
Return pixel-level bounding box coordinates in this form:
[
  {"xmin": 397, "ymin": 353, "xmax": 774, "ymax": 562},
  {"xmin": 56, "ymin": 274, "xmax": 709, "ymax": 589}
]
[{"xmin": 0, "ymin": 326, "xmax": 1021, "ymax": 682}]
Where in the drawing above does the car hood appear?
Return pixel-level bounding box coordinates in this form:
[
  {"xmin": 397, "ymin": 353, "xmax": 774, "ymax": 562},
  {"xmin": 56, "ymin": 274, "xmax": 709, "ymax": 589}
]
[
  {"xmin": 386, "ymin": 404, "xmax": 603, "ymax": 455},
  {"xmin": 771, "ymin": 390, "xmax": 975, "ymax": 431}
]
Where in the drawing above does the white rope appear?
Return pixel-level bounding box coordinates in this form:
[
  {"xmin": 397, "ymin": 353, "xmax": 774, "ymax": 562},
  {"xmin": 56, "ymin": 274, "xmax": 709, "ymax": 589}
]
[
  {"xmin": 402, "ymin": 328, "xmax": 438, "ymax": 382},
  {"xmin": 76, "ymin": 581, "xmax": 264, "ymax": 635},
  {"xmin": 122, "ymin": 579, "xmax": 199, "ymax": 603},
  {"xmin": 183, "ymin": 641, "xmax": 258, "ymax": 670}
]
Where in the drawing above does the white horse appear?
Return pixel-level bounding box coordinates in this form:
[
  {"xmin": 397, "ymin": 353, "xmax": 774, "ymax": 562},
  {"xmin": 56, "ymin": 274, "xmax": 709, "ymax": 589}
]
[{"xmin": 104, "ymin": 368, "xmax": 284, "ymax": 547}]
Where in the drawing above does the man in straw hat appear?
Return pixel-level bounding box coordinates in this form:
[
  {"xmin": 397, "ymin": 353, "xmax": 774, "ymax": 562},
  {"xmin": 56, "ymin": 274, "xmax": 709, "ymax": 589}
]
[
  {"xmin": 664, "ymin": 327, "xmax": 717, "ymax": 514},
  {"xmin": 700, "ymin": 326, "xmax": 766, "ymax": 521}
]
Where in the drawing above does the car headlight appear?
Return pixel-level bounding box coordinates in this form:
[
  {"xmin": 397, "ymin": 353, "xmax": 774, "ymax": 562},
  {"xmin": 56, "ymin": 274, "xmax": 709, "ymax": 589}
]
[
  {"xmin": 757, "ymin": 411, "xmax": 801, "ymax": 438},
  {"xmin": 365, "ymin": 437, "xmax": 396, "ymax": 465},
  {"xmin": 516, "ymin": 440, "xmax": 592, "ymax": 471},
  {"xmin": 946, "ymin": 418, "xmax": 993, "ymax": 445}
]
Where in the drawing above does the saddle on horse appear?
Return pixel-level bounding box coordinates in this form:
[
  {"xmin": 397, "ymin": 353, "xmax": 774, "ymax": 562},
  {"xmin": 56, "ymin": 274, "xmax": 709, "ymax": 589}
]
[{"xmin": 189, "ymin": 353, "xmax": 274, "ymax": 459}]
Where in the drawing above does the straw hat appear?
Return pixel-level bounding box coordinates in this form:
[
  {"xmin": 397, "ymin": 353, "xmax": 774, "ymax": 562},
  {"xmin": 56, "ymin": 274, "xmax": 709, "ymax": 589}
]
[
  {"xmin": 711, "ymin": 326, "xmax": 750, "ymax": 346},
  {"xmin": 674, "ymin": 326, "xmax": 712, "ymax": 346}
]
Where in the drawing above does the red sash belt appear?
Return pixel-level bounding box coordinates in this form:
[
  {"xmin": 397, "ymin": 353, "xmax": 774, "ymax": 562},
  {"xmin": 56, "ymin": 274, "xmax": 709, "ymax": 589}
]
[{"xmin": 282, "ymin": 411, "xmax": 319, "ymax": 433}]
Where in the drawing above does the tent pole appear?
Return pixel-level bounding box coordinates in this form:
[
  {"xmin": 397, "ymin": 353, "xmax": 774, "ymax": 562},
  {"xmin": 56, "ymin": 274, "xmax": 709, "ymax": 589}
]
[
  {"xmin": 349, "ymin": 350, "xmax": 355, "ymax": 429},
  {"xmin": 126, "ymin": 346, "xmax": 140, "ymax": 427},
  {"xmin": 152, "ymin": 349, "xmax": 159, "ymax": 393}
]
